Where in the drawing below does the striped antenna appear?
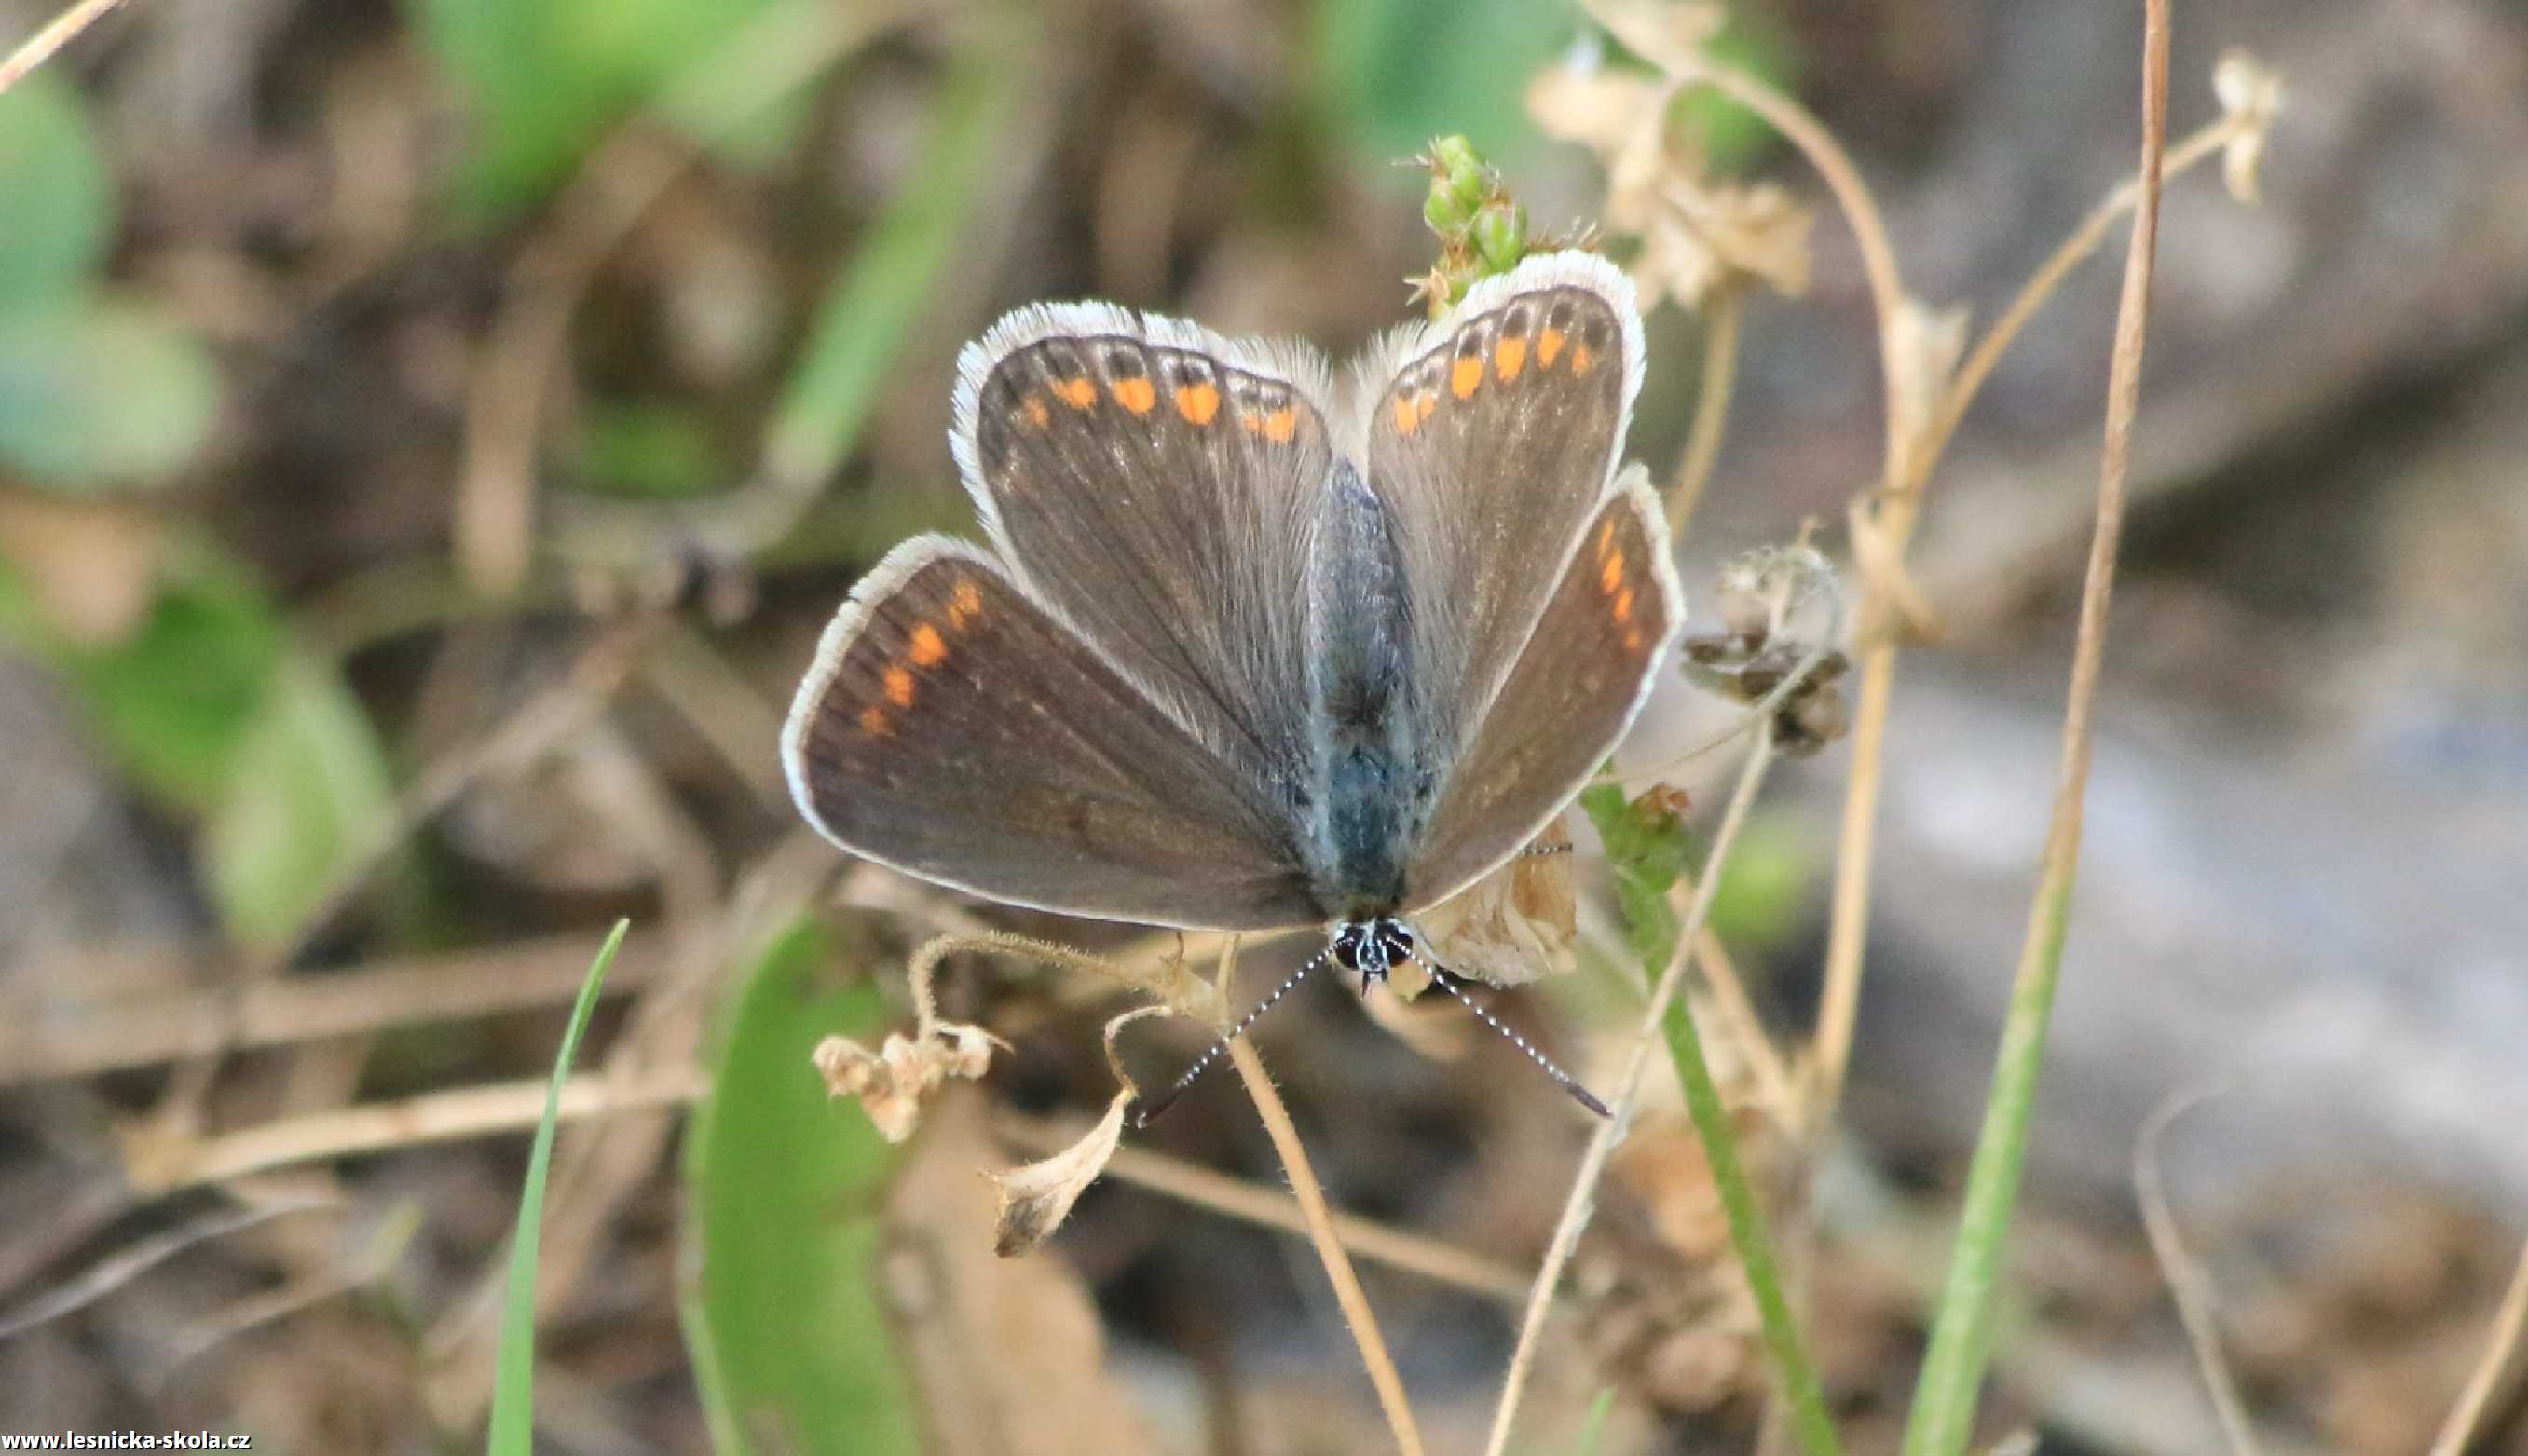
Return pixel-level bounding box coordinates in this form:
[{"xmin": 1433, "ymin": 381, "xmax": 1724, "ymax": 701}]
[
  {"xmin": 1130, "ymin": 946, "xmax": 1332, "ymax": 1127},
  {"xmin": 1420, "ymin": 959, "xmax": 1609, "ymax": 1117}
]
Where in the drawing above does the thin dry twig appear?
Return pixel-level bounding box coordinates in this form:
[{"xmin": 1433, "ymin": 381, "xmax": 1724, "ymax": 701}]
[
  {"xmin": 1901, "ymin": 1, "xmax": 2168, "ymax": 1442},
  {"xmin": 2135, "ymin": 1083, "xmax": 2262, "ymax": 1456},
  {"xmin": 1484, "ymin": 726, "xmax": 1779, "ymax": 1456},
  {"xmin": 997, "ymin": 1112, "xmax": 1527, "ymax": 1300},
  {"xmin": 1807, "ymin": 88, "xmax": 2249, "ymax": 1140},
  {"xmin": 0, "ymin": 0, "xmax": 130, "ymax": 95},
  {"xmin": 0, "ymin": 1192, "xmax": 338, "ymax": 1340},
  {"xmin": 0, "ymin": 932, "xmax": 668, "ymax": 1086},
  {"xmin": 126, "ymin": 1068, "xmax": 705, "ymax": 1193},
  {"xmin": 2431, "ymin": 1231, "xmax": 2528, "ymax": 1456},
  {"xmin": 1227, "ymin": 1024, "xmax": 1427, "ymax": 1456},
  {"xmin": 1668, "ymin": 282, "xmax": 1745, "ymax": 537}
]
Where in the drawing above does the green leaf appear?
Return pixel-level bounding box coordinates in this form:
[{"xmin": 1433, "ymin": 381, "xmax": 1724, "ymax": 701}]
[
  {"xmin": 0, "ymin": 301, "xmax": 222, "ymax": 489},
  {"xmin": 0, "ymin": 544, "xmax": 283, "ymax": 808},
  {"xmin": 200, "ymin": 649, "xmax": 399, "ymax": 953},
  {"xmin": 1315, "ymin": 0, "xmax": 1575, "ymax": 166},
  {"xmin": 409, "ymin": 0, "xmax": 787, "ymax": 213},
  {"xmin": 488, "ymin": 919, "xmax": 631, "ymax": 1456},
  {"xmin": 682, "ymin": 917, "xmax": 922, "ymax": 1456},
  {"xmin": 0, "ymin": 73, "xmax": 112, "ymax": 316}
]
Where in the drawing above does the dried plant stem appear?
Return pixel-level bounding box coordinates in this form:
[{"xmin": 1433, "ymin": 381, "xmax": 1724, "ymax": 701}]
[
  {"xmin": 1804, "ymin": 101, "xmax": 2245, "ymax": 1141},
  {"xmin": 1657, "ymin": 735, "xmax": 1840, "ymax": 1456},
  {"xmin": 998, "ymin": 1112, "xmax": 1528, "ymax": 1300},
  {"xmin": 128, "ymin": 1068, "xmax": 706, "ymax": 1193},
  {"xmin": 1226, "ymin": 1035, "xmax": 1426, "ymax": 1456},
  {"xmin": 1668, "ymin": 283, "xmax": 1745, "ymax": 537},
  {"xmin": 1920, "ymin": 114, "xmax": 2251, "ymax": 475},
  {"xmin": 1484, "ymin": 729, "xmax": 1780, "ymax": 1456},
  {"xmin": 1676, "ymin": 56, "xmax": 1907, "ymax": 478},
  {"xmin": 2431, "ymin": 1232, "xmax": 2528, "ymax": 1456},
  {"xmin": 0, "ymin": 932, "xmax": 667, "ymax": 1086},
  {"xmin": 2136, "ymin": 1086, "xmax": 2261, "ymax": 1456},
  {"xmin": 0, "ymin": 0, "xmax": 128, "ymax": 95},
  {"xmin": 1901, "ymin": 0, "xmax": 2167, "ymax": 1447}
]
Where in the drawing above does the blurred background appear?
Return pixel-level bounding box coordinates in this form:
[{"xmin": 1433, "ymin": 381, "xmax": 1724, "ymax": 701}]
[{"xmin": 1, "ymin": 0, "xmax": 2524, "ymax": 1451}]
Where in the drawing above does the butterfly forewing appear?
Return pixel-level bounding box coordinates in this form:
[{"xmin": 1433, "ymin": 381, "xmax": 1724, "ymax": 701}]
[
  {"xmin": 1356, "ymin": 253, "xmax": 1644, "ymax": 760},
  {"xmin": 1406, "ymin": 473, "xmax": 1682, "ymax": 916},
  {"xmin": 955, "ymin": 308, "xmax": 1333, "ymax": 796},
  {"xmin": 781, "ymin": 536, "xmax": 1319, "ymax": 930}
]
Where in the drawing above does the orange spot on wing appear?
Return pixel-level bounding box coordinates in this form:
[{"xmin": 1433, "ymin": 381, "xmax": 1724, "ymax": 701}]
[
  {"xmin": 1450, "ymin": 356, "xmax": 1483, "ymax": 399},
  {"xmin": 1599, "ymin": 549, "xmax": 1625, "ymax": 595},
  {"xmin": 1624, "ymin": 629, "xmax": 1645, "ymax": 653},
  {"xmin": 948, "ymin": 580, "xmax": 983, "ymax": 629},
  {"xmin": 1260, "ymin": 407, "xmax": 1296, "ymax": 442},
  {"xmin": 1495, "ymin": 337, "xmax": 1527, "ymax": 380},
  {"xmin": 1596, "ymin": 518, "xmax": 1617, "ymax": 555},
  {"xmin": 1415, "ymin": 394, "xmax": 1436, "ymax": 425},
  {"xmin": 1056, "ymin": 377, "xmax": 1097, "ymax": 410},
  {"xmin": 883, "ymin": 665, "xmax": 916, "ymax": 709},
  {"xmin": 909, "ymin": 622, "xmax": 947, "ymax": 666},
  {"xmin": 1570, "ymin": 343, "xmax": 1595, "ymax": 376},
  {"xmin": 1113, "ymin": 377, "xmax": 1156, "ymax": 415},
  {"xmin": 1392, "ymin": 396, "xmax": 1419, "ymax": 435},
  {"xmin": 859, "ymin": 705, "xmax": 891, "ymax": 736},
  {"xmin": 1613, "ymin": 586, "xmax": 1635, "ymax": 623},
  {"xmin": 1021, "ymin": 393, "xmax": 1051, "ymax": 428},
  {"xmin": 1537, "ymin": 327, "xmax": 1566, "ymax": 366},
  {"xmin": 1175, "ymin": 382, "xmax": 1220, "ymax": 425}
]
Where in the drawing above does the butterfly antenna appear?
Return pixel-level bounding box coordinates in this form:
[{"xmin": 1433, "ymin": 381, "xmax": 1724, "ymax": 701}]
[
  {"xmin": 1131, "ymin": 947, "xmax": 1332, "ymax": 1128},
  {"xmin": 1420, "ymin": 959, "xmax": 1610, "ymax": 1118}
]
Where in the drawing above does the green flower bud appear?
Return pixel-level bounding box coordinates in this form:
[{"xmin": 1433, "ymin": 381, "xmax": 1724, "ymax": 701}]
[{"xmin": 1472, "ymin": 198, "xmax": 1527, "ymax": 273}]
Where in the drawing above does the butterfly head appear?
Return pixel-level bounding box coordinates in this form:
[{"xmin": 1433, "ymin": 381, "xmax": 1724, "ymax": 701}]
[{"xmin": 1331, "ymin": 917, "xmax": 1417, "ymax": 994}]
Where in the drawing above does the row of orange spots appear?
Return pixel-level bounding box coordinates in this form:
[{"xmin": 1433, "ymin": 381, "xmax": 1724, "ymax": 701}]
[
  {"xmin": 1019, "ymin": 376, "xmax": 1291, "ymax": 439},
  {"xmin": 1594, "ymin": 516, "xmax": 1644, "ymax": 651},
  {"xmin": 1390, "ymin": 318, "xmax": 1593, "ymax": 435},
  {"xmin": 859, "ymin": 578, "xmax": 989, "ymax": 737}
]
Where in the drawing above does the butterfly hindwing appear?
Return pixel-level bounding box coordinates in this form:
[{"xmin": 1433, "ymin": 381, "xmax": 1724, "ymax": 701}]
[
  {"xmin": 780, "ymin": 536, "xmax": 1319, "ymax": 930},
  {"xmin": 1406, "ymin": 471, "xmax": 1682, "ymax": 914}
]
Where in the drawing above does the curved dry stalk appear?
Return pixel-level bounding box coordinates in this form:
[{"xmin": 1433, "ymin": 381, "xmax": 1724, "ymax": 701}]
[
  {"xmin": 2432, "ymin": 1233, "xmax": 2528, "ymax": 1456},
  {"xmin": 1673, "ymin": 56, "xmax": 1908, "ymax": 481},
  {"xmin": 1483, "ymin": 728, "xmax": 1778, "ymax": 1456},
  {"xmin": 1668, "ymin": 283, "xmax": 1746, "ymax": 537},
  {"xmin": 1808, "ymin": 93, "xmax": 2252, "ymax": 1141},
  {"xmin": 2136, "ymin": 1084, "xmax": 2262, "ymax": 1456},
  {"xmin": 1901, "ymin": 0, "xmax": 2169, "ymax": 1441},
  {"xmin": 0, "ymin": 0, "xmax": 127, "ymax": 95},
  {"xmin": 1227, "ymin": 1032, "xmax": 1427, "ymax": 1456}
]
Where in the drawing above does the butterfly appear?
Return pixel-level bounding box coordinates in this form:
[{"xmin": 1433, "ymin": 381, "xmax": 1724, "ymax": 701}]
[{"xmin": 781, "ymin": 251, "xmax": 1681, "ymax": 1111}]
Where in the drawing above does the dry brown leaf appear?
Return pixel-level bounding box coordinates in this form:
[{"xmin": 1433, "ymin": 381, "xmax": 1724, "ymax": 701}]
[
  {"xmin": 989, "ymin": 1087, "xmax": 1130, "ymax": 1257},
  {"xmin": 1527, "ymin": 64, "xmax": 1667, "ymax": 159},
  {"xmin": 883, "ymin": 1095, "xmax": 1161, "ymax": 1456},
  {"xmin": 1416, "ymin": 813, "xmax": 1579, "ymax": 987},
  {"xmin": 2213, "ymin": 48, "xmax": 2284, "ymax": 205},
  {"xmin": 813, "ymin": 1020, "xmax": 1001, "ymax": 1144}
]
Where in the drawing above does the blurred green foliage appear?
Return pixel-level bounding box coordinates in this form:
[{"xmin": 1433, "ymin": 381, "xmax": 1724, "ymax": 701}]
[
  {"xmin": 1317, "ymin": 0, "xmax": 1574, "ymax": 164},
  {"xmin": 567, "ymin": 398, "xmax": 733, "ymax": 498},
  {"xmin": 683, "ymin": 919, "xmax": 923, "ymax": 1456},
  {"xmin": 410, "ymin": 0, "xmax": 793, "ymax": 213},
  {"xmin": 0, "ymin": 74, "xmax": 220, "ymax": 493}
]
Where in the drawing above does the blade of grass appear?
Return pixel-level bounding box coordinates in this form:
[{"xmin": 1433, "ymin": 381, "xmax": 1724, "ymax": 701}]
[
  {"xmin": 486, "ymin": 918, "xmax": 630, "ymax": 1456},
  {"xmin": 758, "ymin": 26, "xmax": 1018, "ymax": 497},
  {"xmin": 1900, "ymin": 0, "xmax": 2169, "ymax": 1448}
]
